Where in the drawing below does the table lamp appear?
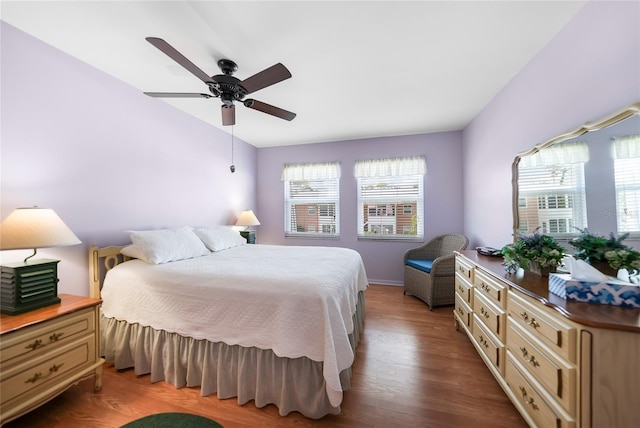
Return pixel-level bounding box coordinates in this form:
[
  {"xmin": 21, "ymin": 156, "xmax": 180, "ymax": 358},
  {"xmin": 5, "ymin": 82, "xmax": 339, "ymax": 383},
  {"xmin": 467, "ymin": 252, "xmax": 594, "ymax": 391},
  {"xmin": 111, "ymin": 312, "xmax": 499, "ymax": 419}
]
[
  {"xmin": 235, "ymin": 210, "xmax": 260, "ymax": 244},
  {"xmin": 0, "ymin": 207, "xmax": 81, "ymax": 314}
]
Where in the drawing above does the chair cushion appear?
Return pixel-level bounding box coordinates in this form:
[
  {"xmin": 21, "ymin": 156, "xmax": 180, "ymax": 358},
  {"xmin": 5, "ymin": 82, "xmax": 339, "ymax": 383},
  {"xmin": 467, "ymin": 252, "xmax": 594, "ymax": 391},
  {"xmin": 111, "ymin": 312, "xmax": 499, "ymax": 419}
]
[{"xmin": 406, "ymin": 259, "xmax": 434, "ymax": 273}]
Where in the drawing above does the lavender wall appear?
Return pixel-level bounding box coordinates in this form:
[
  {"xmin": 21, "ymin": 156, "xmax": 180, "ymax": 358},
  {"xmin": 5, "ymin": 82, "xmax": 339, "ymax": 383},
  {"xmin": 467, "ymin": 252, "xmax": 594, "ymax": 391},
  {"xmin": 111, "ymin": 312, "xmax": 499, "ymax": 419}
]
[
  {"xmin": 0, "ymin": 22, "xmax": 257, "ymax": 296},
  {"xmin": 463, "ymin": 0, "xmax": 640, "ymax": 249},
  {"xmin": 257, "ymin": 132, "xmax": 464, "ymax": 285}
]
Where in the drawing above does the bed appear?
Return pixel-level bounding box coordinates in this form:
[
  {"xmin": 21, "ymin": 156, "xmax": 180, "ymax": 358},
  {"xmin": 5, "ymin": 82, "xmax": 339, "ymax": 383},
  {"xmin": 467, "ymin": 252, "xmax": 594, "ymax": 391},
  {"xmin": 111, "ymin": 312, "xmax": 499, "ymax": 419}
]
[{"xmin": 89, "ymin": 226, "xmax": 368, "ymax": 419}]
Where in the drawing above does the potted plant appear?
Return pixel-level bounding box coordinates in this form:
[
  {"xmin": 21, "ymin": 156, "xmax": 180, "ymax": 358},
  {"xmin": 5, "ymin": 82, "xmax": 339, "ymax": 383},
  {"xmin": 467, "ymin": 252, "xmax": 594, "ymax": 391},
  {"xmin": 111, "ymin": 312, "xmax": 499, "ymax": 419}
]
[
  {"xmin": 605, "ymin": 248, "xmax": 640, "ymax": 277},
  {"xmin": 501, "ymin": 228, "xmax": 566, "ymax": 275},
  {"xmin": 569, "ymin": 228, "xmax": 640, "ymax": 276}
]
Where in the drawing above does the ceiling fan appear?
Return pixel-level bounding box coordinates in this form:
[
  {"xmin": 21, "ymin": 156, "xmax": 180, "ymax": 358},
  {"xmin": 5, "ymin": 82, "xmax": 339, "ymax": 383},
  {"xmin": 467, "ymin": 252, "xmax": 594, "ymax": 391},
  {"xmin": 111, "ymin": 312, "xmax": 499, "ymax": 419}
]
[{"xmin": 143, "ymin": 37, "xmax": 296, "ymax": 126}]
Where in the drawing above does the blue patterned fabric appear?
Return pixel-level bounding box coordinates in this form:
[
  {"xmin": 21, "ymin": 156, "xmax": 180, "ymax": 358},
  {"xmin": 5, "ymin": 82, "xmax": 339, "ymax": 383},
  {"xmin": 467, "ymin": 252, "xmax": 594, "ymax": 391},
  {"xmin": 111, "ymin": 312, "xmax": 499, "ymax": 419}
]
[
  {"xmin": 406, "ymin": 259, "xmax": 434, "ymax": 273},
  {"xmin": 549, "ymin": 273, "xmax": 640, "ymax": 308}
]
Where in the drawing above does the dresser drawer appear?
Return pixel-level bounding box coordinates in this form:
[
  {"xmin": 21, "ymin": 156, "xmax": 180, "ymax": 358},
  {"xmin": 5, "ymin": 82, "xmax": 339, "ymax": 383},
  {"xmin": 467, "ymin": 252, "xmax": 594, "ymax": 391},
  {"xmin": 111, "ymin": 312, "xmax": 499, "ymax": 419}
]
[
  {"xmin": 474, "ymin": 291, "xmax": 506, "ymax": 341},
  {"xmin": 474, "ymin": 269, "xmax": 506, "ymax": 308},
  {"xmin": 455, "ymin": 271, "xmax": 473, "ymax": 304},
  {"xmin": 507, "ymin": 320, "xmax": 576, "ymax": 415},
  {"xmin": 508, "ymin": 292, "xmax": 577, "ymax": 363},
  {"xmin": 1, "ymin": 307, "xmax": 95, "ymax": 363},
  {"xmin": 455, "ymin": 293, "xmax": 472, "ymax": 330},
  {"xmin": 455, "ymin": 257, "xmax": 474, "ymax": 282},
  {"xmin": 1, "ymin": 335, "xmax": 96, "ymax": 405},
  {"xmin": 505, "ymin": 356, "xmax": 575, "ymax": 428},
  {"xmin": 472, "ymin": 314, "xmax": 505, "ymax": 375}
]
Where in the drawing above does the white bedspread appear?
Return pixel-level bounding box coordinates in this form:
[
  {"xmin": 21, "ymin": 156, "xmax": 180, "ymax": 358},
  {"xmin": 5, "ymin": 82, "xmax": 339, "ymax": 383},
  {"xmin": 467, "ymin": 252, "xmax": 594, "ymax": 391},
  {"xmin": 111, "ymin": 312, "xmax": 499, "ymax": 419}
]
[{"xmin": 100, "ymin": 244, "xmax": 368, "ymax": 407}]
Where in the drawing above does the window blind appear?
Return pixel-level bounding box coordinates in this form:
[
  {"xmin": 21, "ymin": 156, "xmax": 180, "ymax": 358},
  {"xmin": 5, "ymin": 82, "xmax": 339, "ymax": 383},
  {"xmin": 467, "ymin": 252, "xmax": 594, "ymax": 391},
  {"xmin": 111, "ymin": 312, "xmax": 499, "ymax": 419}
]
[
  {"xmin": 282, "ymin": 162, "xmax": 340, "ymax": 237},
  {"xmin": 614, "ymin": 134, "xmax": 640, "ymax": 233},
  {"xmin": 517, "ymin": 149, "xmax": 588, "ymax": 236},
  {"xmin": 355, "ymin": 156, "xmax": 425, "ymax": 240}
]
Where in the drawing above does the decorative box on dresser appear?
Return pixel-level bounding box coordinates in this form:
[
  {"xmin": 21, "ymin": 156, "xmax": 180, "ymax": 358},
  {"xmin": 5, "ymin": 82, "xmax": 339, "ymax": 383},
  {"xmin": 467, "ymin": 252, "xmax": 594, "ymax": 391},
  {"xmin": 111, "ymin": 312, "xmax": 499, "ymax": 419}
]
[
  {"xmin": 454, "ymin": 250, "xmax": 640, "ymax": 428},
  {"xmin": 0, "ymin": 294, "xmax": 104, "ymax": 426}
]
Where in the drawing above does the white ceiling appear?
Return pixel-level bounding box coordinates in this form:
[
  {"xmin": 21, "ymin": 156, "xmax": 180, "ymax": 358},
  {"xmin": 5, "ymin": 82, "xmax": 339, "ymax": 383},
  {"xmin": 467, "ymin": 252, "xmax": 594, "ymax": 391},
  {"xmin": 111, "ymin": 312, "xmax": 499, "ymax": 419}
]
[{"xmin": 1, "ymin": 1, "xmax": 586, "ymax": 148}]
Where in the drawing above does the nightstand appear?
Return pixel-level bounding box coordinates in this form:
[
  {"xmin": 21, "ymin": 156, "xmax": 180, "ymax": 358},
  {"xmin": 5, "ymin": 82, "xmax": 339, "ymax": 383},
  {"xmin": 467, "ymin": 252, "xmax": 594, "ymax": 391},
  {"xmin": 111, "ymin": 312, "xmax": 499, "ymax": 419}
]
[
  {"xmin": 0, "ymin": 294, "xmax": 104, "ymax": 425},
  {"xmin": 240, "ymin": 230, "xmax": 255, "ymax": 244}
]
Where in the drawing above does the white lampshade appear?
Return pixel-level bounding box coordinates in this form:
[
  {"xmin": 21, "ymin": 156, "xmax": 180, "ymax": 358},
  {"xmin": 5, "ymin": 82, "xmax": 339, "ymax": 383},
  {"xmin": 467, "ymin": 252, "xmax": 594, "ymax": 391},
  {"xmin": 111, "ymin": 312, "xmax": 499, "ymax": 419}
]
[
  {"xmin": 0, "ymin": 207, "xmax": 81, "ymax": 251},
  {"xmin": 235, "ymin": 210, "xmax": 261, "ymax": 227}
]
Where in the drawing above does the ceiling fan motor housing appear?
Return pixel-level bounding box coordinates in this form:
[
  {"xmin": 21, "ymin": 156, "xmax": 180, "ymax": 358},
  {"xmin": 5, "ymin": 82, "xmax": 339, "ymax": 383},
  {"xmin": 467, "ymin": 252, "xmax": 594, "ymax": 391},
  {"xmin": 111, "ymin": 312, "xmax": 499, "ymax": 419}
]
[{"xmin": 208, "ymin": 59, "xmax": 248, "ymax": 105}]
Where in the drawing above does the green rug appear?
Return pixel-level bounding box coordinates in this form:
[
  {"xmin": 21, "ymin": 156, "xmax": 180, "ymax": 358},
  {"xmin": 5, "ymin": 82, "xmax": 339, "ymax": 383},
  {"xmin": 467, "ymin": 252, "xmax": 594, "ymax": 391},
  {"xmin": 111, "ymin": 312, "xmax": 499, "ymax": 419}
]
[{"xmin": 121, "ymin": 412, "xmax": 223, "ymax": 428}]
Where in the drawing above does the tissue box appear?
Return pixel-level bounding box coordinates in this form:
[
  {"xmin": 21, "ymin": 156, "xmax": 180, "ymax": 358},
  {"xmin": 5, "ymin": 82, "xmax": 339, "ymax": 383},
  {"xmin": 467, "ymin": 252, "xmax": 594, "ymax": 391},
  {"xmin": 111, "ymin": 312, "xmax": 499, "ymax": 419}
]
[{"xmin": 549, "ymin": 273, "xmax": 640, "ymax": 308}]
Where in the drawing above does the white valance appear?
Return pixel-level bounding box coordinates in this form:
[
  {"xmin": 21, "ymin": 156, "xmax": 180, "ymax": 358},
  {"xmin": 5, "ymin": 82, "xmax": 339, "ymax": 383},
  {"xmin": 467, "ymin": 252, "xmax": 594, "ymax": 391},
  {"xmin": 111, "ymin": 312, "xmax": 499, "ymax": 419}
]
[
  {"xmin": 354, "ymin": 156, "xmax": 426, "ymax": 178},
  {"xmin": 281, "ymin": 162, "xmax": 341, "ymax": 181},
  {"xmin": 519, "ymin": 141, "xmax": 589, "ymax": 168},
  {"xmin": 613, "ymin": 134, "xmax": 640, "ymax": 159}
]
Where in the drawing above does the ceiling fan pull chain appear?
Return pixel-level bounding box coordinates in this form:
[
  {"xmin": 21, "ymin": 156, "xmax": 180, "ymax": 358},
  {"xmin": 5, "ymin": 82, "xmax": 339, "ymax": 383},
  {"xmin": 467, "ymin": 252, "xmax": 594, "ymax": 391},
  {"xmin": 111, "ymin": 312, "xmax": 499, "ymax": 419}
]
[{"xmin": 230, "ymin": 126, "xmax": 236, "ymax": 173}]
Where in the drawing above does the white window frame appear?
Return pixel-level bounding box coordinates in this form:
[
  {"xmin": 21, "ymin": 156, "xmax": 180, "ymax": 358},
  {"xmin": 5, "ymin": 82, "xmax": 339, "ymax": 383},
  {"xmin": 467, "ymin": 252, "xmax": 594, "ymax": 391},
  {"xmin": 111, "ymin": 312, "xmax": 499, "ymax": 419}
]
[
  {"xmin": 355, "ymin": 156, "xmax": 426, "ymax": 241},
  {"xmin": 282, "ymin": 162, "xmax": 340, "ymax": 238}
]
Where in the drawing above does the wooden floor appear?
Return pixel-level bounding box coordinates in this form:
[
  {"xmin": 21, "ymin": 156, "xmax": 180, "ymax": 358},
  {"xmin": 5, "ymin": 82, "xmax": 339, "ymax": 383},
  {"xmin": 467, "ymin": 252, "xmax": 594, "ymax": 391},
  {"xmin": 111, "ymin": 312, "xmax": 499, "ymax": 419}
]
[{"xmin": 5, "ymin": 285, "xmax": 527, "ymax": 428}]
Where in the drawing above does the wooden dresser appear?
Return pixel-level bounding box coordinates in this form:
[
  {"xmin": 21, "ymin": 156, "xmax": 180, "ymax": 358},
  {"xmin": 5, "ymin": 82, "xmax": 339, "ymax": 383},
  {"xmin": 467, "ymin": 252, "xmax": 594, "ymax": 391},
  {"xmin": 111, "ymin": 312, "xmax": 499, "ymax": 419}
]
[
  {"xmin": 0, "ymin": 294, "xmax": 104, "ymax": 425},
  {"xmin": 454, "ymin": 251, "xmax": 640, "ymax": 428}
]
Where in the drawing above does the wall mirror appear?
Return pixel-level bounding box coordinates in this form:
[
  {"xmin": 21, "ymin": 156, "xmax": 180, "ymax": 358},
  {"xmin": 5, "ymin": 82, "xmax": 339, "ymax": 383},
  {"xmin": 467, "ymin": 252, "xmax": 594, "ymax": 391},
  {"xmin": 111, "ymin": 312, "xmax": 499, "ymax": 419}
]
[{"xmin": 512, "ymin": 102, "xmax": 640, "ymax": 242}]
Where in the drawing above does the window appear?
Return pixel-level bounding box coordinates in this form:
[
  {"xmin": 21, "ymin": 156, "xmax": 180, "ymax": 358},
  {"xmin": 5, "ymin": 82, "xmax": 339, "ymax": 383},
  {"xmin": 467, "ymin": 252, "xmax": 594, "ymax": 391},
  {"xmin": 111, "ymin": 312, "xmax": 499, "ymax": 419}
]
[
  {"xmin": 614, "ymin": 134, "xmax": 640, "ymax": 234},
  {"xmin": 517, "ymin": 220, "xmax": 529, "ymax": 235},
  {"xmin": 355, "ymin": 156, "xmax": 426, "ymax": 240},
  {"xmin": 282, "ymin": 162, "xmax": 340, "ymax": 238},
  {"xmin": 546, "ymin": 218, "xmax": 573, "ymax": 234},
  {"xmin": 517, "ymin": 141, "xmax": 588, "ymax": 237}
]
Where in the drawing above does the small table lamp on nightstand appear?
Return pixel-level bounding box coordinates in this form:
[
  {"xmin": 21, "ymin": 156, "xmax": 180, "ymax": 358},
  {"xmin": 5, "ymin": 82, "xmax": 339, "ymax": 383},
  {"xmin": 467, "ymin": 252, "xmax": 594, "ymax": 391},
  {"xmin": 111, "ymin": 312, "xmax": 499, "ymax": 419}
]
[
  {"xmin": 236, "ymin": 209, "xmax": 260, "ymax": 244},
  {"xmin": 0, "ymin": 207, "xmax": 81, "ymax": 314}
]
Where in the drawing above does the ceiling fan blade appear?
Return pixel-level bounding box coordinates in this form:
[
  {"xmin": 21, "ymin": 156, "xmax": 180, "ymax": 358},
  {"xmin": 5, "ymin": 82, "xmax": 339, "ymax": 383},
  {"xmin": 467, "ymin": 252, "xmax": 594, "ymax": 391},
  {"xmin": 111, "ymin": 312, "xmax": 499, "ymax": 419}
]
[
  {"xmin": 243, "ymin": 99, "xmax": 296, "ymax": 121},
  {"xmin": 240, "ymin": 63, "xmax": 292, "ymax": 94},
  {"xmin": 222, "ymin": 105, "xmax": 235, "ymax": 126},
  {"xmin": 146, "ymin": 37, "xmax": 213, "ymax": 84},
  {"xmin": 144, "ymin": 92, "xmax": 213, "ymax": 98}
]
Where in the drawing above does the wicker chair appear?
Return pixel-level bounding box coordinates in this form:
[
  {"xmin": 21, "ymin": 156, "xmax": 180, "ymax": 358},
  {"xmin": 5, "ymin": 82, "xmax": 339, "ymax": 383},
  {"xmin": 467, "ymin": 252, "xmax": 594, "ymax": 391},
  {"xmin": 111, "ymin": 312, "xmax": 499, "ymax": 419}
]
[{"xmin": 403, "ymin": 234, "xmax": 469, "ymax": 309}]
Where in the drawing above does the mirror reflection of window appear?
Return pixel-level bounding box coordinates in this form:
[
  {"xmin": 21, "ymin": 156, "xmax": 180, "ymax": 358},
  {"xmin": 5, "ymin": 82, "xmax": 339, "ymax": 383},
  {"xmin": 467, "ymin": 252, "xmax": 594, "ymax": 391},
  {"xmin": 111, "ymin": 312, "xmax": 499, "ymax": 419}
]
[
  {"xmin": 613, "ymin": 134, "xmax": 640, "ymax": 233},
  {"xmin": 517, "ymin": 141, "xmax": 589, "ymax": 237}
]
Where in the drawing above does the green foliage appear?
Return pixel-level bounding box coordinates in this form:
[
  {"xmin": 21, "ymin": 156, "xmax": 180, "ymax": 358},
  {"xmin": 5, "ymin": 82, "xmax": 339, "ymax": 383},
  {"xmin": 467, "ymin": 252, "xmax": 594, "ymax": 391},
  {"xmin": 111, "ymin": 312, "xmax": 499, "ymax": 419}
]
[
  {"xmin": 570, "ymin": 228, "xmax": 640, "ymax": 274},
  {"xmin": 569, "ymin": 228, "xmax": 628, "ymax": 263},
  {"xmin": 605, "ymin": 249, "xmax": 640, "ymax": 274},
  {"xmin": 501, "ymin": 228, "xmax": 566, "ymax": 274}
]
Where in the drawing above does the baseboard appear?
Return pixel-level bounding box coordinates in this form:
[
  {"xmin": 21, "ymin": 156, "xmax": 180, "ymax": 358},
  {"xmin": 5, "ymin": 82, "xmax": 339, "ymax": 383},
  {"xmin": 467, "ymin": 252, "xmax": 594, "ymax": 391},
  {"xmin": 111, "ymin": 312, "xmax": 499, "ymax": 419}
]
[{"xmin": 368, "ymin": 280, "xmax": 403, "ymax": 287}]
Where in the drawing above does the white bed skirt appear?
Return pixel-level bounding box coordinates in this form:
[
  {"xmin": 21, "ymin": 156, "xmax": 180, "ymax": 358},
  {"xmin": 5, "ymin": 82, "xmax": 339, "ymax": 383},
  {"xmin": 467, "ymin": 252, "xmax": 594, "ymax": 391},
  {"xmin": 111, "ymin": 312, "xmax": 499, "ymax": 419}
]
[{"xmin": 101, "ymin": 291, "xmax": 365, "ymax": 419}]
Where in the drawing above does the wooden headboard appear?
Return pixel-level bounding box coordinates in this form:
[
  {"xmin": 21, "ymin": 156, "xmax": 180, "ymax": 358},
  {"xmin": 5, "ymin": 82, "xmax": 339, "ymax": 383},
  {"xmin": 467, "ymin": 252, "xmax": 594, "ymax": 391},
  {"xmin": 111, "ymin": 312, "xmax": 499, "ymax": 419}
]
[{"xmin": 88, "ymin": 243, "xmax": 130, "ymax": 299}]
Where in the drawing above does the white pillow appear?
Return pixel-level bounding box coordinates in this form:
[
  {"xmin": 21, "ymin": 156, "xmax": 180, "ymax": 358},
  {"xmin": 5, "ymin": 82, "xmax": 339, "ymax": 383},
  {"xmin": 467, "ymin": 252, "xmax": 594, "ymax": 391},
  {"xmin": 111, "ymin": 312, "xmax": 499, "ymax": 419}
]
[
  {"xmin": 128, "ymin": 226, "xmax": 210, "ymax": 264},
  {"xmin": 193, "ymin": 226, "xmax": 247, "ymax": 252},
  {"xmin": 120, "ymin": 245, "xmax": 148, "ymax": 261}
]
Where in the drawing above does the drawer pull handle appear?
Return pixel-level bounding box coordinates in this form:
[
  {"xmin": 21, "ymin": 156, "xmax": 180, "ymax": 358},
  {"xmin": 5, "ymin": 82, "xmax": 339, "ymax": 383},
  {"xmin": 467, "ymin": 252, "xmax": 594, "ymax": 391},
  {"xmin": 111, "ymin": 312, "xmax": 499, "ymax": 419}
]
[
  {"xmin": 528, "ymin": 355, "xmax": 540, "ymax": 368},
  {"xmin": 478, "ymin": 334, "xmax": 489, "ymax": 349},
  {"xmin": 519, "ymin": 346, "xmax": 528, "ymax": 357},
  {"xmin": 480, "ymin": 307, "xmax": 490, "ymax": 318},
  {"xmin": 520, "ymin": 312, "xmax": 540, "ymax": 329},
  {"xmin": 49, "ymin": 332, "xmax": 64, "ymax": 342},
  {"xmin": 519, "ymin": 386, "xmax": 540, "ymax": 411},
  {"xmin": 457, "ymin": 307, "xmax": 465, "ymax": 317},
  {"xmin": 25, "ymin": 363, "xmax": 65, "ymax": 384},
  {"xmin": 26, "ymin": 339, "xmax": 43, "ymax": 350}
]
